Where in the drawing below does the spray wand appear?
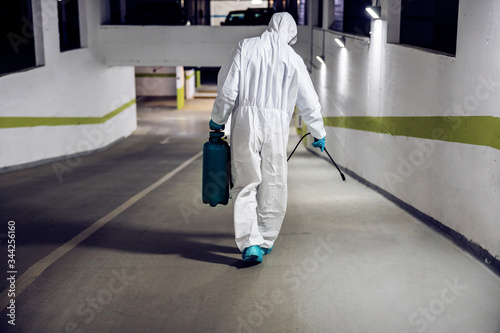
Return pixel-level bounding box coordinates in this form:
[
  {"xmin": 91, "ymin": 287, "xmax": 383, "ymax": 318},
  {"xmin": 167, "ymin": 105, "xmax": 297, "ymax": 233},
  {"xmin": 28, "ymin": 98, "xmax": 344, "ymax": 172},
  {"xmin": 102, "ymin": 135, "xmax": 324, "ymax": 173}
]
[{"xmin": 287, "ymin": 132, "xmax": 346, "ymax": 182}]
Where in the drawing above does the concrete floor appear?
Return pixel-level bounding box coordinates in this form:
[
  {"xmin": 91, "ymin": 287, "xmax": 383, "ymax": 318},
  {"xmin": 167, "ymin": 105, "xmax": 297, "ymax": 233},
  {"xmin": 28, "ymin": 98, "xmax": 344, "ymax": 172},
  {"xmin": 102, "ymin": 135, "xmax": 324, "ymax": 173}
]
[{"xmin": 1, "ymin": 95, "xmax": 500, "ymax": 333}]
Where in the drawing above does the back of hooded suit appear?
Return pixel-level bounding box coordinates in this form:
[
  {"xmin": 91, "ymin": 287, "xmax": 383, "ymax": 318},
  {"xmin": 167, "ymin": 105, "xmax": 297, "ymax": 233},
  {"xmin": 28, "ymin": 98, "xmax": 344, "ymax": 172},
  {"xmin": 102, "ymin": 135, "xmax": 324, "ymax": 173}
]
[{"xmin": 211, "ymin": 12, "xmax": 326, "ymax": 254}]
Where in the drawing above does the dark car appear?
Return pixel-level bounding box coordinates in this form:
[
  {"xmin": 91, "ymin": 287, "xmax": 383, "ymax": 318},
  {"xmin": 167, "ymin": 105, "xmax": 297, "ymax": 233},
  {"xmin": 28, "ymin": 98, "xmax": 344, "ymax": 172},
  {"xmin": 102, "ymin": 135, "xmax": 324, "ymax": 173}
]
[
  {"xmin": 125, "ymin": 1, "xmax": 188, "ymax": 25},
  {"xmin": 221, "ymin": 8, "xmax": 275, "ymax": 26}
]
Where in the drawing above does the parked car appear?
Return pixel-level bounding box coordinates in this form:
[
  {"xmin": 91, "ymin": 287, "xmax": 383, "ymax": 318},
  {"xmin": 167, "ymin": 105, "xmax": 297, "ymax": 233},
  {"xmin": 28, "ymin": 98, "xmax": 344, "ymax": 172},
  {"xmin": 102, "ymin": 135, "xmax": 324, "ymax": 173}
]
[
  {"xmin": 125, "ymin": 1, "xmax": 188, "ymax": 25},
  {"xmin": 221, "ymin": 8, "xmax": 275, "ymax": 26}
]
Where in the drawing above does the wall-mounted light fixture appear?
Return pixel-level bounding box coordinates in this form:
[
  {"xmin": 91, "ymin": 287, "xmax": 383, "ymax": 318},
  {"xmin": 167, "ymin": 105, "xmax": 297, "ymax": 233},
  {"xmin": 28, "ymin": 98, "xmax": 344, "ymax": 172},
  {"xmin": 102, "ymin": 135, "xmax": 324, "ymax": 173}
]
[
  {"xmin": 334, "ymin": 37, "xmax": 346, "ymax": 48},
  {"xmin": 365, "ymin": 6, "xmax": 381, "ymax": 19},
  {"xmin": 315, "ymin": 55, "xmax": 326, "ymax": 64}
]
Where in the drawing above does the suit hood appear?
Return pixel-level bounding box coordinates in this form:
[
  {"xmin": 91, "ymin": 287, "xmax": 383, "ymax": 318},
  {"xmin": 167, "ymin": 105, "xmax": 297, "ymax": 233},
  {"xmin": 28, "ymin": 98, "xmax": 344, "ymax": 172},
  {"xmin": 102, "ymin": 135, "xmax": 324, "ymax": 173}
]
[{"xmin": 266, "ymin": 12, "xmax": 298, "ymax": 45}]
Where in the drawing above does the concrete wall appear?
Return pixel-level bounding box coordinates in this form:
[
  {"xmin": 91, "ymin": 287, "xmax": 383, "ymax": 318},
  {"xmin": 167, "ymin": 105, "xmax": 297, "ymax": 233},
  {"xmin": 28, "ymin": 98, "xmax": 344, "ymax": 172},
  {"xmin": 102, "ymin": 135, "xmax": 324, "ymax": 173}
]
[
  {"xmin": 308, "ymin": 0, "xmax": 500, "ymax": 260},
  {"xmin": 97, "ymin": 24, "xmax": 312, "ymax": 67},
  {"xmin": 0, "ymin": 0, "xmax": 136, "ymax": 172},
  {"xmin": 135, "ymin": 67, "xmax": 177, "ymax": 96},
  {"xmin": 97, "ymin": 25, "xmax": 268, "ymax": 67}
]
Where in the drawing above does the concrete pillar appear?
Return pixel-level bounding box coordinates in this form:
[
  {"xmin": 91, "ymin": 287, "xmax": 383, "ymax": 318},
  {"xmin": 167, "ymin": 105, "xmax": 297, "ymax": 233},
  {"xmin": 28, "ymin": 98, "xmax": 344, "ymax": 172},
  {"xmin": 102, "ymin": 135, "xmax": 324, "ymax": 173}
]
[
  {"xmin": 32, "ymin": 0, "xmax": 45, "ymax": 66},
  {"xmin": 185, "ymin": 69, "xmax": 195, "ymax": 100},
  {"xmin": 196, "ymin": 69, "xmax": 201, "ymax": 88},
  {"xmin": 176, "ymin": 66, "xmax": 185, "ymax": 109},
  {"xmin": 322, "ymin": 0, "xmax": 335, "ymax": 30},
  {"xmin": 384, "ymin": 0, "xmax": 402, "ymax": 43},
  {"xmin": 120, "ymin": 0, "xmax": 127, "ymax": 23}
]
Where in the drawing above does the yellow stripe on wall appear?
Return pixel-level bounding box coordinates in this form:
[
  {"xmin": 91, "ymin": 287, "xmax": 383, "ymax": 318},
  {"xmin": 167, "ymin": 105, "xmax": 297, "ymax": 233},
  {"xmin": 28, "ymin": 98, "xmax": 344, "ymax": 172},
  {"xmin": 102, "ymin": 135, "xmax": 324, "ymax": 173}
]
[
  {"xmin": 0, "ymin": 99, "xmax": 136, "ymax": 129},
  {"xmin": 135, "ymin": 73, "xmax": 176, "ymax": 78},
  {"xmin": 324, "ymin": 116, "xmax": 500, "ymax": 150}
]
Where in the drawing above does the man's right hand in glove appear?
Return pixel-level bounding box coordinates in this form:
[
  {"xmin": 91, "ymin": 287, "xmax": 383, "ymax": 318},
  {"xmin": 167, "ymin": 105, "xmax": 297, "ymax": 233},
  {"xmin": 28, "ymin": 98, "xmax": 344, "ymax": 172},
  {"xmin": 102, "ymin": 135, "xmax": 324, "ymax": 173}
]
[{"xmin": 312, "ymin": 136, "xmax": 326, "ymax": 152}]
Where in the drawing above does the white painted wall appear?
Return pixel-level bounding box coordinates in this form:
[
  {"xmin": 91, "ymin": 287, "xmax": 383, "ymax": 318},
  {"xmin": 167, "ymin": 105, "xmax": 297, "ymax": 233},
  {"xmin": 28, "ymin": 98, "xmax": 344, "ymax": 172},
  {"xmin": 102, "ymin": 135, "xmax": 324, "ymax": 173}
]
[
  {"xmin": 308, "ymin": 0, "xmax": 500, "ymax": 258},
  {"xmin": 135, "ymin": 67, "xmax": 177, "ymax": 96},
  {"xmin": 0, "ymin": 0, "xmax": 136, "ymax": 172}
]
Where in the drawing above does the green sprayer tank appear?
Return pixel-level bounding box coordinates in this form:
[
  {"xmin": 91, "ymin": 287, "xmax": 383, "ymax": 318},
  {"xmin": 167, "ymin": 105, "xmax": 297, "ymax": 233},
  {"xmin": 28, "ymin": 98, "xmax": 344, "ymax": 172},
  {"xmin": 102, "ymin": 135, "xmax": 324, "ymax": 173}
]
[{"xmin": 202, "ymin": 130, "xmax": 231, "ymax": 207}]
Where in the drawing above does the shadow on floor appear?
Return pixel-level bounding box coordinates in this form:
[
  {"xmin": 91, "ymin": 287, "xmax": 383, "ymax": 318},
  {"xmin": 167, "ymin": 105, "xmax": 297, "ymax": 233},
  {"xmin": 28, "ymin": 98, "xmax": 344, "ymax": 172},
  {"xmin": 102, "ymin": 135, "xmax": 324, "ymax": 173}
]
[{"xmin": 81, "ymin": 224, "xmax": 261, "ymax": 269}]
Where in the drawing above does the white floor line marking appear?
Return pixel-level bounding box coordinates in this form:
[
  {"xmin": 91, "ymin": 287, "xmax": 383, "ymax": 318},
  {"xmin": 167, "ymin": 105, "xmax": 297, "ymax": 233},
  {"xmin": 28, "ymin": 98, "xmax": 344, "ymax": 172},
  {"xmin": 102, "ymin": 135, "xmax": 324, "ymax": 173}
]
[{"xmin": 0, "ymin": 151, "xmax": 202, "ymax": 312}]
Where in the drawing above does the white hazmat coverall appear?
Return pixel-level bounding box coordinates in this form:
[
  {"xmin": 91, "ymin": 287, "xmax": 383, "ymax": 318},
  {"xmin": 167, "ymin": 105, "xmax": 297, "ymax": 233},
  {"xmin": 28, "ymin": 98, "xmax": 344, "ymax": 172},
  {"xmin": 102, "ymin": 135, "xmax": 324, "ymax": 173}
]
[{"xmin": 211, "ymin": 12, "xmax": 326, "ymax": 252}]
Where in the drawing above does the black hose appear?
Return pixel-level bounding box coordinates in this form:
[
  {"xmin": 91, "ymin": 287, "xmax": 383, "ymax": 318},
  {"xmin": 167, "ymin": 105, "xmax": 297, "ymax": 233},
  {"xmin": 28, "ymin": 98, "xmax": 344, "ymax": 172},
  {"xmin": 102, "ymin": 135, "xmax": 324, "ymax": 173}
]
[
  {"xmin": 287, "ymin": 132, "xmax": 346, "ymax": 182},
  {"xmin": 287, "ymin": 132, "xmax": 311, "ymax": 162}
]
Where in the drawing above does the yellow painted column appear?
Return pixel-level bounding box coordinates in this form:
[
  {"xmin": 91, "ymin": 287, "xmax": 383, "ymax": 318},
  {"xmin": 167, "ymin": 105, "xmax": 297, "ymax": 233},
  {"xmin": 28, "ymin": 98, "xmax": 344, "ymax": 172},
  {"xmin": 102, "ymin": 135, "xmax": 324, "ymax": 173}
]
[
  {"xmin": 196, "ymin": 70, "xmax": 201, "ymax": 88},
  {"xmin": 176, "ymin": 66, "xmax": 185, "ymax": 109}
]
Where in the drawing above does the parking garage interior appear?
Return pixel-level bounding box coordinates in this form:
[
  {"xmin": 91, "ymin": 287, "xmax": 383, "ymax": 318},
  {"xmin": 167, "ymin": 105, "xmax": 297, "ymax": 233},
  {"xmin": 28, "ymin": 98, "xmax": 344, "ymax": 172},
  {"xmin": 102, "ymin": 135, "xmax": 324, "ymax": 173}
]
[{"xmin": 1, "ymin": 0, "xmax": 499, "ymax": 332}]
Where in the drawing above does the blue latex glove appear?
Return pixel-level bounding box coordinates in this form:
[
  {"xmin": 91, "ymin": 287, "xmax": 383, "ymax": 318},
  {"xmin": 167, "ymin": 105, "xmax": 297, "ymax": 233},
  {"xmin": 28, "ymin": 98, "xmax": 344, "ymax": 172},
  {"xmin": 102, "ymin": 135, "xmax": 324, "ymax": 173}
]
[
  {"xmin": 312, "ymin": 137, "xmax": 326, "ymax": 152},
  {"xmin": 209, "ymin": 119, "xmax": 225, "ymax": 131}
]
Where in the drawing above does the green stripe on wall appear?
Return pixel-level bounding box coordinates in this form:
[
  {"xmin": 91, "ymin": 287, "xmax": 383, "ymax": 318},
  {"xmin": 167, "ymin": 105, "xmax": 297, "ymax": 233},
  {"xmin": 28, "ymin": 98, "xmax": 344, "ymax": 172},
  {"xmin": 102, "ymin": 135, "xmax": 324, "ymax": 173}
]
[
  {"xmin": 324, "ymin": 116, "xmax": 500, "ymax": 150},
  {"xmin": 0, "ymin": 99, "xmax": 136, "ymax": 129},
  {"xmin": 135, "ymin": 73, "xmax": 176, "ymax": 78}
]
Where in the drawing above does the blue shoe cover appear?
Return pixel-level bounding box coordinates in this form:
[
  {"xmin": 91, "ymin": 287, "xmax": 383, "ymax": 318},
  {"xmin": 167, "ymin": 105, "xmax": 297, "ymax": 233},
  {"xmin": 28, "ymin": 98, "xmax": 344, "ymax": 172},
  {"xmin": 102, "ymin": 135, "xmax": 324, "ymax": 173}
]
[
  {"xmin": 242, "ymin": 245, "xmax": 263, "ymax": 263},
  {"xmin": 260, "ymin": 246, "xmax": 273, "ymax": 255}
]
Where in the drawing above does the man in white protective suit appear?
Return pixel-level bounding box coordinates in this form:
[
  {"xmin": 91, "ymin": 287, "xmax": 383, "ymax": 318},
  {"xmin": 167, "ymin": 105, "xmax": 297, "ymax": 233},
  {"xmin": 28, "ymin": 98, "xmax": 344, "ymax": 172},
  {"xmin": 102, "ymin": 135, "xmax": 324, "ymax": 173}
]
[{"xmin": 209, "ymin": 12, "xmax": 327, "ymax": 264}]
